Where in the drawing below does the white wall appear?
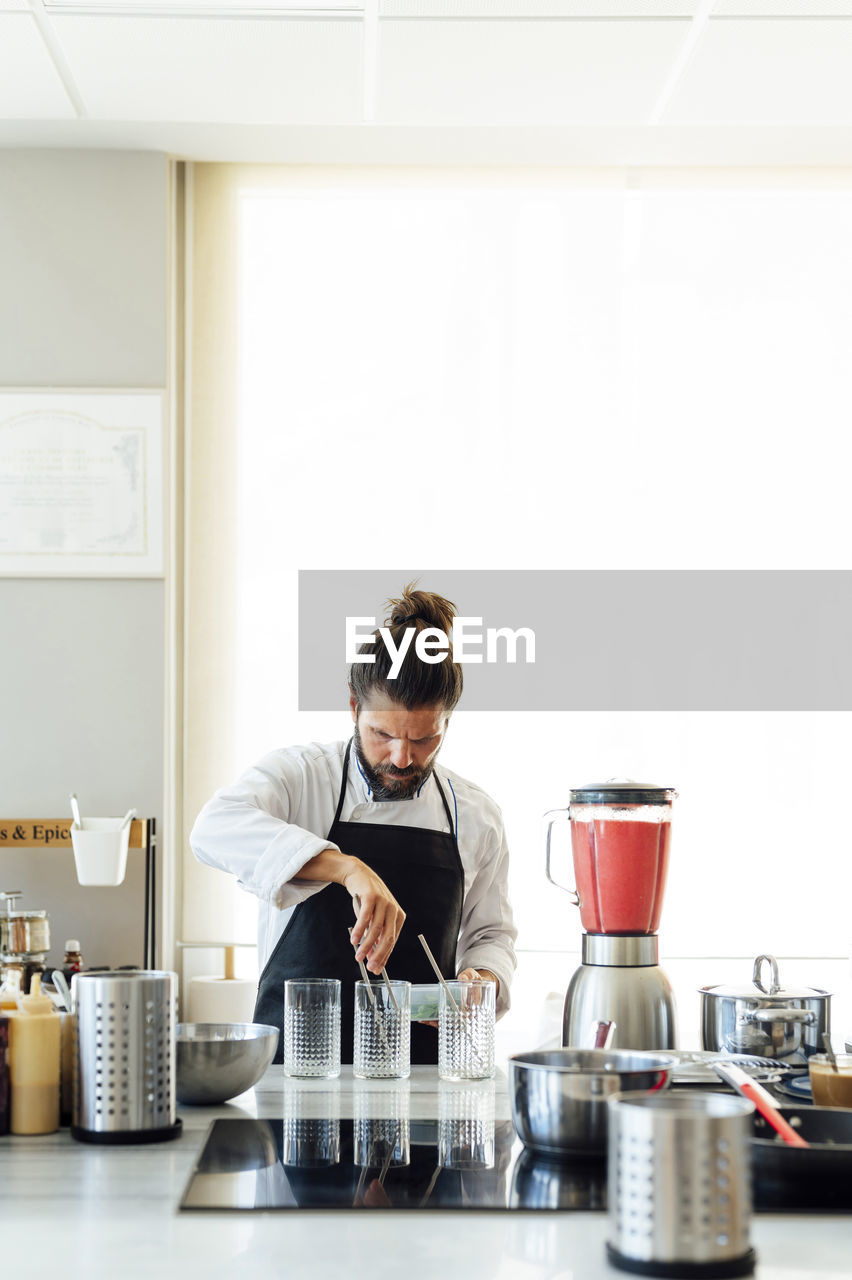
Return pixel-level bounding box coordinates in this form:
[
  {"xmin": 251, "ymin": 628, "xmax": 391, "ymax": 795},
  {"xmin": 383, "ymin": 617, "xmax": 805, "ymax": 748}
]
[{"xmin": 0, "ymin": 150, "xmax": 168, "ymax": 969}]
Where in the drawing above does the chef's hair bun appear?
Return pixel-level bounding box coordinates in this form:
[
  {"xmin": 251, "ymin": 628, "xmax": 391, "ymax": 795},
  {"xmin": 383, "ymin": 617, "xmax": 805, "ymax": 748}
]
[
  {"xmin": 384, "ymin": 583, "xmax": 456, "ymax": 635},
  {"xmin": 349, "ymin": 581, "xmax": 464, "ymax": 713}
]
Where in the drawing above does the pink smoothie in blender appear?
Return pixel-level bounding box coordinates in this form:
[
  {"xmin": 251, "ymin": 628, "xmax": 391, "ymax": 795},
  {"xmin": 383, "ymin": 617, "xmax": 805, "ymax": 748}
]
[{"xmin": 569, "ymin": 806, "xmax": 671, "ymax": 934}]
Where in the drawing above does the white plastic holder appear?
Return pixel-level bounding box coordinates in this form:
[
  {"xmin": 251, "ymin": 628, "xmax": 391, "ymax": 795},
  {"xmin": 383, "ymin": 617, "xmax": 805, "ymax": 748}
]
[{"xmin": 71, "ymin": 818, "xmax": 132, "ymax": 886}]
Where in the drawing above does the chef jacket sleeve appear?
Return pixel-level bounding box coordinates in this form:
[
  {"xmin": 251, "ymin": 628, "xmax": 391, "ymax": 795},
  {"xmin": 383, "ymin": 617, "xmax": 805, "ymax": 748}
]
[
  {"xmin": 455, "ymin": 807, "xmax": 518, "ymax": 1018},
  {"xmin": 189, "ymin": 752, "xmax": 341, "ymax": 909}
]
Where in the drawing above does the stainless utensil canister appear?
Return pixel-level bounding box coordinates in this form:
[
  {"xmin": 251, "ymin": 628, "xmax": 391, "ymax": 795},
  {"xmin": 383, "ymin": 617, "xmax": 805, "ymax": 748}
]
[
  {"xmin": 71, "ymin": 971, "xmax": 182, "ymax": 1145},
  {"xmin": 607, "ymin": 1091, "xmax": 756, "ymax": 1278}
]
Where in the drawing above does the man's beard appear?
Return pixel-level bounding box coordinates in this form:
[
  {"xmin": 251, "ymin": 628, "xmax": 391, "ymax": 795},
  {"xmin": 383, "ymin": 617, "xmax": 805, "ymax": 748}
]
[{"xmin": 352, "ymin": 722, "xmax": 434, "ymax": 800}]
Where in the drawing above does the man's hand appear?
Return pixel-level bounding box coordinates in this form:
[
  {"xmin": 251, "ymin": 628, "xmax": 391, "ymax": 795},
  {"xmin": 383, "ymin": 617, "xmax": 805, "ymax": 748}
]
[
  {"xmin": 422, "ymin": 968, "xmax": 500, "ymax": 1029},
  {"xmin": 295, "ymin": 848, "xmax": 406, "ymax": 973},
  {"xmin": 344, "ymin": 863, "xmax": 406, "ymax": 973},
  {"xmin": 457, "ymin": 967, "xmax": 500, "ymax": 996}
]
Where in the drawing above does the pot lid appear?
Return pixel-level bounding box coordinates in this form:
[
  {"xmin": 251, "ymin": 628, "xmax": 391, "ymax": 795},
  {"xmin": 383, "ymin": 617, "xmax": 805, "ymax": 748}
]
[
  {"xmin": 703, "ymin": 954, "xmax": 829, "ymax": 1002},
  {"xmin": 570, "ymin": 777, "xmax": 677, "ymax": 806}
]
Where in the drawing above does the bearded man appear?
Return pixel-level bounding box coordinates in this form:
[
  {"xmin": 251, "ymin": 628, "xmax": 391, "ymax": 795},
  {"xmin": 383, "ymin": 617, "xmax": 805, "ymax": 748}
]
[{"xmin": 191, "ymin": 585, "xmax": 517, "ymax": 1064}]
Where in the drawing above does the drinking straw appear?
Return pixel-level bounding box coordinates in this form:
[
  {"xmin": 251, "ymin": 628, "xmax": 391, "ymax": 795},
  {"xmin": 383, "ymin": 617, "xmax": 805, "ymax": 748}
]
[
  {"xmin": 822, "ymin": 1033, "xmax": 840, "ymax": 1072},
  {"xmin": 380, "ymin": 968, "xmax": 400, "ymax": 1013},
  {"xmin": 418, "ymin": 1163, "xmax": 443, "ymax": 1208},
  {"xmin": 417, "ymin": 934, "xmax": 460, "ymax": 1013},
  {"xmin": 350, "ymin": 931, "xmax": 394, "ymax": 1062}
]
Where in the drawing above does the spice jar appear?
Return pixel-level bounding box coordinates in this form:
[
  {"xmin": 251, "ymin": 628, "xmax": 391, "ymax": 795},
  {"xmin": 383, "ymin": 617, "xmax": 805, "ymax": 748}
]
[{"xmin": 62, "ymin": 940, "xmax": 83, "ymax": 979}]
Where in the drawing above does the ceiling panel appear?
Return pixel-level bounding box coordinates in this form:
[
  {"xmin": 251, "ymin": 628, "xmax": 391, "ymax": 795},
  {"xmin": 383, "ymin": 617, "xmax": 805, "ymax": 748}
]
[
  {"xmin": 50, "ymin": 15, "xmax": 362, "ymax": 122},
  {"xmin": 377, "ymin": 18, "xmax": 689, "ymax": 124},
  {"xmin": 380, "ymin": 1, "xmax": 699, "ymax": 13},
  {"xmin": 46, "ymin": 0, "xmax": 362, "ymax": 9},
  {"xmin": 665, "ymin": 18, "xmax": 852, "ymax": 123},
  {"xmin": 0, "ymin": 14, "xmax": 76, "ymax": 116},
  {"xmin": 715, "ymin": 2, "xmax": 852, "ymax": 14}
]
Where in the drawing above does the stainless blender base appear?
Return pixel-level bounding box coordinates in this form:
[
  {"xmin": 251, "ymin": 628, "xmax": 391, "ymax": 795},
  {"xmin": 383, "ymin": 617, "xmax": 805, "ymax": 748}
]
[{"xmin": 563, "ymin": 944, "xmax": 678, "ymax": 1052}]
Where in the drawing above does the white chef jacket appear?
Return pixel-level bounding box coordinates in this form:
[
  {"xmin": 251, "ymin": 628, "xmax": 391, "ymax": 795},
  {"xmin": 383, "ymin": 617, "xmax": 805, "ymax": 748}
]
[{"xmin": 190, "ymin": 739, "xmax": 517, "ymax": 1014}]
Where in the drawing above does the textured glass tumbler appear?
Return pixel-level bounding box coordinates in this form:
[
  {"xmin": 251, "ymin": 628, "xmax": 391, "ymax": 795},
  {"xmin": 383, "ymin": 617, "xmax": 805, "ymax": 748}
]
[
  {"xmin": 283, "ymin": 979, "xmax": 341, "ymax": 1079},
  {"xmin": 353, "ymin": 980, "xmax": 411, "ymax": 1079},
  {"xmin": 438, "ymin": 980, "xmax": 496, "ymax": 1082}
]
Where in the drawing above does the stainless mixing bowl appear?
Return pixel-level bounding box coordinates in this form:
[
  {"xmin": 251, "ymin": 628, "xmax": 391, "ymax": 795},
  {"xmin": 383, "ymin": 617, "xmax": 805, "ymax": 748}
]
[
  {"xmin": 509, "ymin": 1048, "xmax": 676, "ymax": 1158},
  {"xmin": 176, "ymin": 1023, "xmax": 278, "ymax": 1105}
]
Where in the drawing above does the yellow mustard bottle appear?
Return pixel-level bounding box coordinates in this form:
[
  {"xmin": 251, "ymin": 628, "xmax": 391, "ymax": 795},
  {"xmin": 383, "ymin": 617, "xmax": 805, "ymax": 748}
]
[{"xmin": 10, "ymin": 973, "xmax": 60, "ymax": 1135}]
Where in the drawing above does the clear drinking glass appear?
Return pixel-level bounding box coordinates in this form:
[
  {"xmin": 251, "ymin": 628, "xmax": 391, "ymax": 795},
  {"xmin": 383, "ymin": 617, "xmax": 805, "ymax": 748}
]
[
  {"xmin": 283, "ymin": 978, "xmax": 341, "ymax": 1079},
  {"xmin": 809, "ymin": 1053, "xmax": 852, "ymax": 1108},
  {"xmin": 353, "ymin": 980, "xmax": 411, "ymax": 1080},
  {"xmin": 438, "ymin": 980, "xmax": 496, "ymax": 1082}
]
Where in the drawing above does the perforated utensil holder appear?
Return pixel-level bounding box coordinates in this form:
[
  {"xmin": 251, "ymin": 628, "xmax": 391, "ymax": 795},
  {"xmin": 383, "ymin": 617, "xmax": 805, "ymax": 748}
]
[
  {"xmin": 607, "ymin": 1091, "xmax": 756, "ymax": 1278},
  {"xmin": 71, "ymin": 971, "xmax": 182, "ymax": 1145}
]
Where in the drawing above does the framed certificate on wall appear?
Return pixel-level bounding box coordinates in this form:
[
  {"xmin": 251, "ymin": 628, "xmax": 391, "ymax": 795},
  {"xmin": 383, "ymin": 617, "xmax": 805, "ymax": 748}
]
[{"xmin": 0, "ymin": 389, "xmax": 164, "ymax": 577}]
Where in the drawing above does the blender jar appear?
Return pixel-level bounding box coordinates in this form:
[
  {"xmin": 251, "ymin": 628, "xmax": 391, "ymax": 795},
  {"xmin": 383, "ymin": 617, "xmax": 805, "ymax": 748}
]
[{"xmin": 546, "ymin": 779, "xmax": 677, "ymax": 935}]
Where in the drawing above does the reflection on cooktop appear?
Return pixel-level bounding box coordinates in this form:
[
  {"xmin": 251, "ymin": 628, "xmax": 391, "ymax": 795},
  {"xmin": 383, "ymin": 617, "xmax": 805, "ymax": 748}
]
[
  {"xmin": 180, "ymin": 1117, "xmax": 608, "ymax": 1212},
  {"xmin": 180, "ymin": 1101, "xmax": 852, "ymax": 1214}
]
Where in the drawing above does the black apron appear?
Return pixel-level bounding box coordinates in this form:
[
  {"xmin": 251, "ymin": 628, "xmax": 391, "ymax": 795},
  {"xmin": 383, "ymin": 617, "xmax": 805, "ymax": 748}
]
[{"xmin": 254, "ymin": 740, "xmax": 465, "ymax": 1065}]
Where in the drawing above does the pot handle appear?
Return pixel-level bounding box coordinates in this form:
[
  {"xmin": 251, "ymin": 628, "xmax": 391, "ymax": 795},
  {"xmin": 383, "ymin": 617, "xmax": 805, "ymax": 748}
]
[
  {"xmin": 744, "ymin": 1007, "xmax": 817, "ymax": 1026},
  {"xmin": 753, "ymin": 953, "xmax": 781, "ymax": 996},
  {"xmin": 544, "ymin": 808, "xmax": 580, "ymax": 906}
]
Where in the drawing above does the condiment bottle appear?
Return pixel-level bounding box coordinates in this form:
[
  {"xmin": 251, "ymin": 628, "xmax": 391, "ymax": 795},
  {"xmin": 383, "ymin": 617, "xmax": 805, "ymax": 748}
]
[
  {"xmin": 10, "ymin": 973, "xmax": 60, "ymax": 1135},
  {"xmin": 62, "ymin": 940, "xmax": 83, "ymax": 978}
]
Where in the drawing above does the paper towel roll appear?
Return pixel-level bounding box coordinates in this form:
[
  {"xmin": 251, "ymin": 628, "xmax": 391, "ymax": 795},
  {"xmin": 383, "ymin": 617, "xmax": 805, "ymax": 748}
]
[{"xmin": 187, "ymin": 975, "xmax": 257, "ymax": 1024}]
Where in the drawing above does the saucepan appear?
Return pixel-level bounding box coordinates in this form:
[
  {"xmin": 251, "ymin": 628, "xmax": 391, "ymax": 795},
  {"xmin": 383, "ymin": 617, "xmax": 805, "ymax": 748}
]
[
  {"xmin": 508, "ymin": 1048, "xmax": 675, "ymax": 1158},
  {"xmin": 699, "ymin": 954, "xmax": 830, "ymax": 1063}
]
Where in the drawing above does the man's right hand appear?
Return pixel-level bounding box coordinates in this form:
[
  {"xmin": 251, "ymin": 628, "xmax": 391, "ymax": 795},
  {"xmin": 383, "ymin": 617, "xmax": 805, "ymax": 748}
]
[{"xmin": 294, "ymin": 848, "xmax": 406, "ymax": 974}]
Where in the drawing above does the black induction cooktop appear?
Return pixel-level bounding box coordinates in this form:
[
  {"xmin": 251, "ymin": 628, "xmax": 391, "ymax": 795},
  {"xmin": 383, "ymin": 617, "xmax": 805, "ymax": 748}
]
[
  {"xmin": 180, "ymin": 1108, "xmax": 852, "ymax": 1214},
  {"xmin": 179, "ymin": 1117, "xmax": 606, "ymax": 1212}
]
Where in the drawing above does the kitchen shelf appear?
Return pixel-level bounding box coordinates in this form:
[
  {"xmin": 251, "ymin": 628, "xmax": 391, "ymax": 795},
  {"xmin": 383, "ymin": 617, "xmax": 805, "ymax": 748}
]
[{"xmin": 0, "ymin": 817, "xmax": 158, "ymax": 969}]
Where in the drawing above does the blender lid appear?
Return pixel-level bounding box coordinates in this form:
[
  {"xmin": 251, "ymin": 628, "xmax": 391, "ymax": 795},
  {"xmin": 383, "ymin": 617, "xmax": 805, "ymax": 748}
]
[{"xmin": 570, "ymin": 777, "xmax": 677, "ymax": 805}]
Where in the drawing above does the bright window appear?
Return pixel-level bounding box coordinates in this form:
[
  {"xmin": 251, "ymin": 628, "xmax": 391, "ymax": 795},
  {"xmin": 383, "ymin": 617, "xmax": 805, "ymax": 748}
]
[{"xmin": 187, "ymin": 168, "xmax": 852, "ymax": 1041}]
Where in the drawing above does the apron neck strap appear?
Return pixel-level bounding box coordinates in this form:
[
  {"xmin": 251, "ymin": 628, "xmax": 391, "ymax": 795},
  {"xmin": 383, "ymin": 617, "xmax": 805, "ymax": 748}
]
[{"xmin": 336, "ymin": 736, "xmax": 457, "ymax": 838}]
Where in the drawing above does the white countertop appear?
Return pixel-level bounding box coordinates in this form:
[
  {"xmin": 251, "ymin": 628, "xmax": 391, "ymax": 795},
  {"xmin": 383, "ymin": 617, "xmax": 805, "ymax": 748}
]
[{"xmin": 5, "ymin": 1065, "xmax": 852, "ymax": 1280}]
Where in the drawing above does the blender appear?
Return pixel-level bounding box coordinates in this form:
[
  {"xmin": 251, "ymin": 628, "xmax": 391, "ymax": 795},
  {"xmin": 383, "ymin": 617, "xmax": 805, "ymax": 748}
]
[{"xmin": 545, "ymin": 779, "xmax": 678, "ymax": 1052}]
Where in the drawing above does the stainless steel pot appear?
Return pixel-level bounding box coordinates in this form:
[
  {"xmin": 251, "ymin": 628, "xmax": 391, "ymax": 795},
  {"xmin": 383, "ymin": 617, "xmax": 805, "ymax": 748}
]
[
  {"xmin": 508, "ymin": 1048, "xmax": 676, "ymax": 1158},
  {"xmin": 699, "ymin": 954, "xmax": 830, "ymax": 1063},
  {"xmin": 0, "ymin": 891, "xmax": 49, "ymax": 958}
]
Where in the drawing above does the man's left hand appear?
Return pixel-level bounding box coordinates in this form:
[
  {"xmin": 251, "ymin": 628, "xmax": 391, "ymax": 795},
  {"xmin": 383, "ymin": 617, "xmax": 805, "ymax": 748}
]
[
  {"xmin": 423, "ymin": 968, "xmax": 500, "ymax": 1028},
  {"xmin": 457, "ymin": 967, "xmax": 499, "ymax": 995}
]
